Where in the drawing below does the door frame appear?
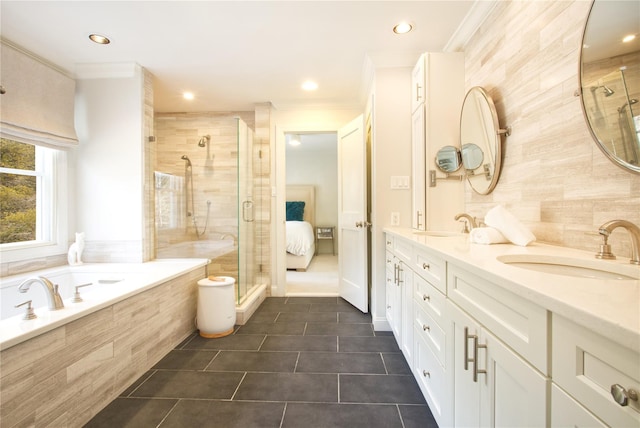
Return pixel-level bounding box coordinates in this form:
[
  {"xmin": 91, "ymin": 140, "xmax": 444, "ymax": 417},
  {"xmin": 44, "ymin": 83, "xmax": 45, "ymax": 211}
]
[{"xmin": 271, "ymin": 110, "xmax": 362, "ymax": 297}]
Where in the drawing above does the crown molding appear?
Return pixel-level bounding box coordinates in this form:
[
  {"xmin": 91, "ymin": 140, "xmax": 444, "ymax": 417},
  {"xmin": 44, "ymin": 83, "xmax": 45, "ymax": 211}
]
[{"xmin": 444, "ymin": 0, "xmax": 498, "ymax": 52}]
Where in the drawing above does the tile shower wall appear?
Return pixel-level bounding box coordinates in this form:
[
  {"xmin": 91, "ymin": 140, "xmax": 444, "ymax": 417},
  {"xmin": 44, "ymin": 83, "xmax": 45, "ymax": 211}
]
[{"xmin": 462, "ymin": 0, "xmax": 640, "ymax": 258}]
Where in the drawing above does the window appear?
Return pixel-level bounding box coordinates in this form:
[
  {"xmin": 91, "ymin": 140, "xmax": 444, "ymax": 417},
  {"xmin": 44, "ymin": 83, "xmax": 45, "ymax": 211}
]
[{"xmin": 0, "ymin": 138, "xmax": 67, "ymax": 261}]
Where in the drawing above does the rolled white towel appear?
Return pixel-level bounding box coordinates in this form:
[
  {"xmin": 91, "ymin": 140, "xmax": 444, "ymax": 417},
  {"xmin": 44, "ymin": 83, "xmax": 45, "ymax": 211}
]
[
  {"xmin": 470, "ymin": 227, "xmax": 508, "ymax": 245},
  {"xmin": 484, "ymin": 205, "xmax": 536, "ymax": 246}
]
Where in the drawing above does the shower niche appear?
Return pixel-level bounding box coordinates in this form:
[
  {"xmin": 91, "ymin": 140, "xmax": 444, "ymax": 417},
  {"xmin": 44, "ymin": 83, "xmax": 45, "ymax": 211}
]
[{"xmin": 153, "ymin": 114, "xmax": 265, "ymax": 305}]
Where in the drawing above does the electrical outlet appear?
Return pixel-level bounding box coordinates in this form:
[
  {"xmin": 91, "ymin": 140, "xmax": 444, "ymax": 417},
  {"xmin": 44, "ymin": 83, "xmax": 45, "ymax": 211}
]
[{"xmin": 391, "ymin": 212, "xmax": 400, "ymax": 226}]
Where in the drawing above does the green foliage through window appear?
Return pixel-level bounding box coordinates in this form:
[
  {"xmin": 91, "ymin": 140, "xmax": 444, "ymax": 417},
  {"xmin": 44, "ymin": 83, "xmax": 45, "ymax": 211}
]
[{"xmin": 0, "ymin": 139, "xmax": 37, "ymax": 243}]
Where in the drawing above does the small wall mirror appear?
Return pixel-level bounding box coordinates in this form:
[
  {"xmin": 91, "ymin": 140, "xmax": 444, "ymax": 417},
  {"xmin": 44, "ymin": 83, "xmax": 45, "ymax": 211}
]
[
  {"xmin": 435, "ymin": 145, "xmax": 462, "ymax": 173},
  {"xmin": 577, "ymin": 0, "xmax": 640, "ymax": 174},
  {"xmin": 460, "ymin": 86, "xmax": 510, "ymax": 195}
]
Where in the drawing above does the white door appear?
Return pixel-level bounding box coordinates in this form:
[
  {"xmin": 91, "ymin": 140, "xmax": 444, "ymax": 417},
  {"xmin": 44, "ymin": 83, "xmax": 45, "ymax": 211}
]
[{"xmin": 337, "ymin": 115, "xmax": 368, "ymax": 313}]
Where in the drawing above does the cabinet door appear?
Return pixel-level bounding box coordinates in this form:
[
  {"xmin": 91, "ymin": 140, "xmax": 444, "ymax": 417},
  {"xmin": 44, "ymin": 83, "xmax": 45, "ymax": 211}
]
[
  {"xmin": 449, "ymin": 301, "xmax": 482, "ymax": 427},
  {"xmin": 411, "ymin": 106, "xmax": 426, "ymax": 230},
  {"xmin": 411, "ymin": 55, "xmax": 425, "ymax": 112},
  {"xmin": 385, "ymin": 260, "xmax": 397, "ymax": 337},
  {"xmin": 400, "ymin": 263, "xmax": 413, "ymax": 363},
  {"xmin": 449, "ymin": 301, "xmax": 549, "ymax": 427}
]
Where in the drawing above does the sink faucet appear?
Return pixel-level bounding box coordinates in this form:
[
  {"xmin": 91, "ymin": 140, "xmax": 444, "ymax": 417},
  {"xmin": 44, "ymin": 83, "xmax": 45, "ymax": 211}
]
[
  {"xmin": 597, "ymin": 220, "xmax": 640, "ymax": 265},
  {"xmin": 18, "ymin": 276, "xmax": 65, "ymax": 310},
  {"xmin": 454, "ymin": 213, "xmax": 477, "ymax": 233}
]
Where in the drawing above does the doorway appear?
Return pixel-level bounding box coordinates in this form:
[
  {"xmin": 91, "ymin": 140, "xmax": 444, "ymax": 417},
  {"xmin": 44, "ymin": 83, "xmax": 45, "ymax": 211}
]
[{"xmin": 284, "ymin": 132, "xmax": 339, "ymax": 296}]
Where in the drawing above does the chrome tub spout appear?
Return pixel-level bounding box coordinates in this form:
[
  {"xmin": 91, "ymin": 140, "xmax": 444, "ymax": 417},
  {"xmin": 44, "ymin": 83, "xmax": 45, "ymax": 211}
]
[{"xmin": 18, "ymin": 276, "xmax": 65, "ymax": 310}]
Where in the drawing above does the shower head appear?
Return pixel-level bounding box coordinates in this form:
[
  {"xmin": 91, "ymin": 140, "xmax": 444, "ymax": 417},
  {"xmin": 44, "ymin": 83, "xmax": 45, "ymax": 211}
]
[
  {"xmin": 181, "ymin": 155, "xmax": 192, "ymax": 167},
  {"xmin": 591, "ymin": 85, "xmax": 615, "ymax": 97},
  {"xmin": 198, "ymin": 135, "xmax": 211, "ymax": 148}
]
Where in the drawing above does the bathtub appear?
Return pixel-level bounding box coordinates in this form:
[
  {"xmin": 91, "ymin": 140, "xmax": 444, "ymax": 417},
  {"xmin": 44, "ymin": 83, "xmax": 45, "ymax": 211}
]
[
  {"xmin": 0, "ymin": 259, "xmax": 209, "ymax": 350},
  {"xmin": 0, "ymin": 259, "xmax": 209, "ymax": 427}
]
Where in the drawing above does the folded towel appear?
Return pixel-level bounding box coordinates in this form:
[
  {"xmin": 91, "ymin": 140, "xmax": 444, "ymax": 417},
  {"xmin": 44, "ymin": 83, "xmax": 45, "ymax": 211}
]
[
  {"xmin": 470, "ymin": 227, "xmax": 509, "ymax": 245},
  {"xmin": 484, "ymin": 205, "xmax": 536, "ymax": 246}
]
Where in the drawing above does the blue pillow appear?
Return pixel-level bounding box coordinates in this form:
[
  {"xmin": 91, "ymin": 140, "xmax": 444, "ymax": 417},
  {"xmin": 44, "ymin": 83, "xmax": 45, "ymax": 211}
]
[{"xmin": 286, "ymin": 201, "xmax": 305, "ymax": 221}]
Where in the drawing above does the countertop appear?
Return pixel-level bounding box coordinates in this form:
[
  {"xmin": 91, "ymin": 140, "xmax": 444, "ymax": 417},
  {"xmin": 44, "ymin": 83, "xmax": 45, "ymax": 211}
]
[{"xmin": 384, "ymin": 227, "xmax": 640, "ymax": 352}]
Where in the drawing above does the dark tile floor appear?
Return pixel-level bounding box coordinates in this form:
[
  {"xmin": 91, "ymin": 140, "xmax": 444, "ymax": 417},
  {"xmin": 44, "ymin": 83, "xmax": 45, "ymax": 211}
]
[{"xmin": 85, "ymin": 297, "xmax": 438, "ymax": 428}]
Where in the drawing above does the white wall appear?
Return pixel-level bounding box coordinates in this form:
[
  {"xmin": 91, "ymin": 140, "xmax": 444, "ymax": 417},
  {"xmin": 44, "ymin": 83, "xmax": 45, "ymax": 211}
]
[
  {"xmin": 371, "ymin": 66, "xmax": 413, "ymax": 329},
  {"xmin": 74, "ymin": 64, "xmax": 145, "ymax": 262}
]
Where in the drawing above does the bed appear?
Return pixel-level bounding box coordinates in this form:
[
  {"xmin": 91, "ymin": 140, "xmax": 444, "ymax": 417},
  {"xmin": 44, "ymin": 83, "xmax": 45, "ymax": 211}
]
[{"xmin": 286, "ymin": 185, "xmax": 316, "ymax": 271}]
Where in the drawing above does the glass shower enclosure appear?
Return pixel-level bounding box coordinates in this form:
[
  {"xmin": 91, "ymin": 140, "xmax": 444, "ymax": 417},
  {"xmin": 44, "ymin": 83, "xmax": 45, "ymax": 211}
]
[{"xmin": 154, "ymin": 115, "xmax": 261, "ymax": 305}]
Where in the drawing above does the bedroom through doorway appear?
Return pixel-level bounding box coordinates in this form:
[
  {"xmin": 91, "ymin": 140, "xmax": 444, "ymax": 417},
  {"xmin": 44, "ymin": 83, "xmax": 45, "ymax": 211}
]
[{"xmin": 284, "ymin": 132, "xmax": 339, "ymax": 295}]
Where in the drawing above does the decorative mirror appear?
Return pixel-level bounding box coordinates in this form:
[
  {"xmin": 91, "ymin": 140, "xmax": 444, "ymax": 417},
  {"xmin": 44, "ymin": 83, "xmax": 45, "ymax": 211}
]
[
  {"xmin": 577, "ymin": 0, "xmax": 640, "ymax": 174},
  {"xmin": 459, "ymin": 86, "xmax": 510, "ymax": 195},
  {"xmin": 435, "ymin": 145, "xmax": 462, "ymax": 173}
]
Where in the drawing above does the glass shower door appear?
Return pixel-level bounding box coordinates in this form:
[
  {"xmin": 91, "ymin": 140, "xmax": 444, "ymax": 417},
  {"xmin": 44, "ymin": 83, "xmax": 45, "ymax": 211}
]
[{"xmin": 237, "ymin": 118, "xmax": 256, "ymax": 304}]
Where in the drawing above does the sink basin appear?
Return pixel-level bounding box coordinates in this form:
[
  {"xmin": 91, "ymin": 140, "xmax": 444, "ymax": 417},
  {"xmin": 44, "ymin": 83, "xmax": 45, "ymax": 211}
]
[
  {"xmin": 496, "ymin": 255, "xmax": 639, "ymax": 280},
  {"xmin": 413, "ymin": 230, "xmax": 463, "ymax": 237}
]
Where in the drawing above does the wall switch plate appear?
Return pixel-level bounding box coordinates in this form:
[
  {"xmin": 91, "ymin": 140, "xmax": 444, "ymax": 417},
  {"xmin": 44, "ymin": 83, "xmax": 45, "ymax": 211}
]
[
  {"xmin": 391, "ymin": 212, "xmax": 400, "ymax": 226},
  {"xmin": 391, "ymin": 176, "xmax": 410, "ymax": 189}
]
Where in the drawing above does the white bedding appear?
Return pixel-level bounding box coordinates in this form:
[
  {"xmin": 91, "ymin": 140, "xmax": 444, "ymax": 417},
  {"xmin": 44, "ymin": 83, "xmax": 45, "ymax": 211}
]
[{"xmin": 286, "ymin": 221, "xmax": 314, "ymax": 256}]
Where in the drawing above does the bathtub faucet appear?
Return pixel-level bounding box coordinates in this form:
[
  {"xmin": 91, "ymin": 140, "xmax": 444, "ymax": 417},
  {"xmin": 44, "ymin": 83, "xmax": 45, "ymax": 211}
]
[{"xmin": 18, "ymin": 276, "xmax": 65, "ymax": 310}]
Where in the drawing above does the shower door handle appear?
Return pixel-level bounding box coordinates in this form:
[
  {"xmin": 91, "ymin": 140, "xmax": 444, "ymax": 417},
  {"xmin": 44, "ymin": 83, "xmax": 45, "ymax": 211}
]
[{"xmin": 242, "ymin": 200, "xmax": 254, "ymax": 222}]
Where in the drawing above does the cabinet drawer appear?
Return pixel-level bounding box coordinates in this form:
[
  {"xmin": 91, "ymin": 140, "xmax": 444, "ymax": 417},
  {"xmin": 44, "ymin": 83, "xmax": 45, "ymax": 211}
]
[
  {"xmin": 385, "ymin": 250, "xmax": 393, "ymax": 272},
  {"xmin": 385, "ymin": 234, "xmax": 393, "ymax": 251},
  {"xmin": 413, "ymin": 274, "xmax": 446, "ymax": 327},
  {"xmin": 393, "ymin": 236, "xmax": 412, "ymax": 264},
  {"xmin": 414, "ymin": 303, "xmax": 446, "ymax": 366},
  {"xmin": 412, "ymin": 246, "xmax": 445, "ymax": 293},
  {"xmin": 447, "ymin": 263, "xmax": 548, "ymax": 373},
  {"xmin": 553, "ymin": 314, "xmax": 640, "ymax": 427},
  {"xmin": 413, "ymin": 332, "xmax": 449, "ymax": 427},
  {"xmin": 551, "ymin": 384, "xmax": 606, "ymax": 427}
]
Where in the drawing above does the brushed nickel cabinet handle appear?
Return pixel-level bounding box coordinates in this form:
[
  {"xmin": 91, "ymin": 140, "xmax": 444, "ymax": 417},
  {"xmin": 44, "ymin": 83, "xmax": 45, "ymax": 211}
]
[
  {"xmin": 422, "ymin": 263, "xmax": 430, "ymax": 270},
  {"xmin": 611, "ymin": 384, "xmax": 639, "ymax": 406},
  {"xmin": 422, "ymin": 370, "xmax": 430, "ymax": 378},
  {"xmin": 423, "ymin": 294, "xmax": 430, "ymax": 302},
  {"xmin": 423, "ymin": 324, "xmax": 430, "ymax": 332}
]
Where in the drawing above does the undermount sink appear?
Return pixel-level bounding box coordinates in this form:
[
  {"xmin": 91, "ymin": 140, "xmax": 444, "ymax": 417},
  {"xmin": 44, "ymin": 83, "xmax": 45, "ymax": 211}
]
[
  {"xmin": 413, "ymin": 230, "xmax": 463, "ymax": 237},
  {"xmin": 497, "ymin": 254, "xmax": 639, "ymax": 281}
]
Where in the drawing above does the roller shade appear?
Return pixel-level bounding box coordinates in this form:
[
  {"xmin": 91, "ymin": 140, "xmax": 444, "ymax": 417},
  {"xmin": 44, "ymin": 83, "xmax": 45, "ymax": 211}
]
[{"xmin": 0, "ymin": 41, "xmax": 79, "ymax": 149}]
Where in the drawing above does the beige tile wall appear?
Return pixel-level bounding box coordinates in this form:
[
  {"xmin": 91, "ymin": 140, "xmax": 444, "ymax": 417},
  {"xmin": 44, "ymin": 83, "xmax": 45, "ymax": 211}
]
[
  {"xmin": 0, "ymin": 267, "xmax": 204, "ymax": 427},
  {"xmin": 463, "ymin": 0, "xmax": 640, "ymax": 258}
]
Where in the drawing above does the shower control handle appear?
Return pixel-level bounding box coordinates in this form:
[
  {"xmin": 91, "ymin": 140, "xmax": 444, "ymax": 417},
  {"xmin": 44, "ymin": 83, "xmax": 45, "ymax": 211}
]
[{"xmin": 242, "ymin": 200, "xmax": 254, "ymax": 222}]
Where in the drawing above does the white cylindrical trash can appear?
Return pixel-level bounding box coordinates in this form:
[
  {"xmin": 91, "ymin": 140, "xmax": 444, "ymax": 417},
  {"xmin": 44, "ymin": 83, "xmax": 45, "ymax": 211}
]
[{"xmin": 197, "ymin": 276, "xmax": 236, "ymax": 338}]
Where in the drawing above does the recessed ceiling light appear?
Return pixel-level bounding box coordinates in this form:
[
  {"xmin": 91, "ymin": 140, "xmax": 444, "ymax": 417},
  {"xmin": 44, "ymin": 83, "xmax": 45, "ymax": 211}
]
[
  {"xmin": 89, "ymin": 34, "xmax": 110, "ymax": 44},
  {"xmin": 183, "ymin": 92, "xmax": 194, "ymax": 100},
  {"xmin": 622, "ymin": 34, "xmax": 636, "ymax": 43},
  {"xmin": 302, "ymin": 80, "xmax": 318, "ymax": 91},
  {"xmin": 393, "ymin": 22, "xmax": 413, "ymax": 34}
]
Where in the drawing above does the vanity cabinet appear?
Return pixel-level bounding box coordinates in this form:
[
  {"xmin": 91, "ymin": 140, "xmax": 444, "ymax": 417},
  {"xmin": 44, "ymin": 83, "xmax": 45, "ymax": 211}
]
[
  {"xmin": 410, "ymin": 52, "xmax": 464, "ymax": 231},
  {"xmin": 552, "ymin": 314, "xmax": 640, "ymax": 427},
  {"xmin": 385, "ymin": 236, "xmax": 413, "ymax": 361}
]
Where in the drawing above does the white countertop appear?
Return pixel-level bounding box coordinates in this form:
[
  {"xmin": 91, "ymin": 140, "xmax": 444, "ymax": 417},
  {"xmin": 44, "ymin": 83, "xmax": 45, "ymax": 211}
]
[{"xmin": 384, "ymin": 227, "xmax": 640, "ymax": 352}]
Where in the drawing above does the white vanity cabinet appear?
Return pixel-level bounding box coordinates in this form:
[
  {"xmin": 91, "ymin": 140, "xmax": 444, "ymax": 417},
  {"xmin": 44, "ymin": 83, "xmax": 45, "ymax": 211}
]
[
  {"xmin": 410, "ymin": 52, "xmax": 464, "ymax": 231},
  {"xmin": 552, "ymin": 314, "xmax": 640, "ymax": 427}
]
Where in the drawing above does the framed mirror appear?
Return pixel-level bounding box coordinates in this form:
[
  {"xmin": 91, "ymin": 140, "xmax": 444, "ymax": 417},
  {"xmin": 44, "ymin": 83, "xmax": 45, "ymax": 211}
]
[
  {"xmin": 435, "ymin": 145, "xmax": 462, "ymax": 173},
  {"xmin": 578, "ymin": 0, "xmax": 640, "ymax": 174},
  {"xmin": 459, "ymin": 86, "xmax": 510, "ymax": 195}
]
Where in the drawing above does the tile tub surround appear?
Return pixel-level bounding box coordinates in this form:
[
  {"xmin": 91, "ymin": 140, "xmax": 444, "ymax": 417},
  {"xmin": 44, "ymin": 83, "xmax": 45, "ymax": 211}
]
[
  {"xmin": 86, "ymin": 297, "xmax": 436, "ymax": 428},
  {"xmin": 0, "ymin": 264, "xmax": 206, "ymax": 428}
]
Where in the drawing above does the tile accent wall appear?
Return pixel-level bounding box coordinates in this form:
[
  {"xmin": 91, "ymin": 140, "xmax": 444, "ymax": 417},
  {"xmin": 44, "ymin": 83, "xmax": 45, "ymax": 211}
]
[
  {"xmin": 463, "ymin": 0, "xmax": 640, "ymax": 258},
  {"xmin": 0, "ymin": 267, "xmax": 204, "ymax": 427}
]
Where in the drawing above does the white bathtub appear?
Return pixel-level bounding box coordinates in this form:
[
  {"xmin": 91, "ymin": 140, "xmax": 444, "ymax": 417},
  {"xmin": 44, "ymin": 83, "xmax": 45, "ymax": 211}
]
[{"xmin": 0, "ymin": 259, "xmax": 209, "ymax": 350}]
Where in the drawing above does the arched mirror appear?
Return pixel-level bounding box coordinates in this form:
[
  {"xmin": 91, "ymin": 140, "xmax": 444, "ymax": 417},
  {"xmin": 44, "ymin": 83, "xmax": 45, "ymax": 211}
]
[
  {"xmin": 460, "ymin": 86, "xmax": 510, "ymax": 195},
  {"xmin": 435, "ymin": 145, "xmax": 462, "ymax": 173},
  {"xmin": 578, "ymin": 0, "xmax": 640, "ymax": 174}
]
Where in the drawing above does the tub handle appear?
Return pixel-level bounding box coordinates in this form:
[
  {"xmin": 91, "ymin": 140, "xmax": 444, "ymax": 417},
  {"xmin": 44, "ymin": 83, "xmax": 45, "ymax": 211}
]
[
  {"xmin": 73, "ymin": 283, "xmax": 93, "ymax": 303},
  {"xmin": 15, "ymin": 300, "xmax": 37, "ymax": 320}
]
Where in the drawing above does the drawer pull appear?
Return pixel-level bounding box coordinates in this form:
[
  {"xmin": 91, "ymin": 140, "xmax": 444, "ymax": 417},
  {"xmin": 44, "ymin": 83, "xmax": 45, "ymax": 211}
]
[
  {"xmin": 387, "ymin": 240, "xmax": 392, "ymax": 245},
  {"xmin": 611, "ymin": 384, "xmax": 639, "ymax": 406},
  {"xmin": 422, "ymin": 324, "xmax": 430, "ymax": 332},
  {"xmin": 422, "ymin": 263, "xmax": 430, "ymax": 270},
  {"xmin": 422, "ymin": 370, "xmax": 430, "ymax": 378},
  {"xmin": 464, "ymin": 327, "xmax": 487, "ymax": 382},
  {"xmin": 387, "ymin": 305, "xmax": 391, "ymax": 309},
  {"xmin": 422, "ymin": 294, "xmax": 430, "ymax": 302}
]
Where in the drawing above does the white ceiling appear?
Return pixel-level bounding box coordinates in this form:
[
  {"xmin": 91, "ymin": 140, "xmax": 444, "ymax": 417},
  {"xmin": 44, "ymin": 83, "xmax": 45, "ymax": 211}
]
[{"xmin": 0, "ymin": 1, "xmax": 481, "ymax": 113}]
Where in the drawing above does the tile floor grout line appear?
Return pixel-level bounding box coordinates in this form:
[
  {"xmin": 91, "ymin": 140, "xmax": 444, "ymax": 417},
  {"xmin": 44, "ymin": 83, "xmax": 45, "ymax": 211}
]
[
  {"xmin": 229, "ymin": 371, "xmax": 248, "ymax": 401},
  {"xmin": 124, "ymin": 369, "xmax": 157, "ymax": 397},
  {"xmin": 201, "ymin": 349, "xmax": 220, "ymax": 371},
  {"xmin": 156, "ymin": 398, "xmax": 181, "ymax": 428}
]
